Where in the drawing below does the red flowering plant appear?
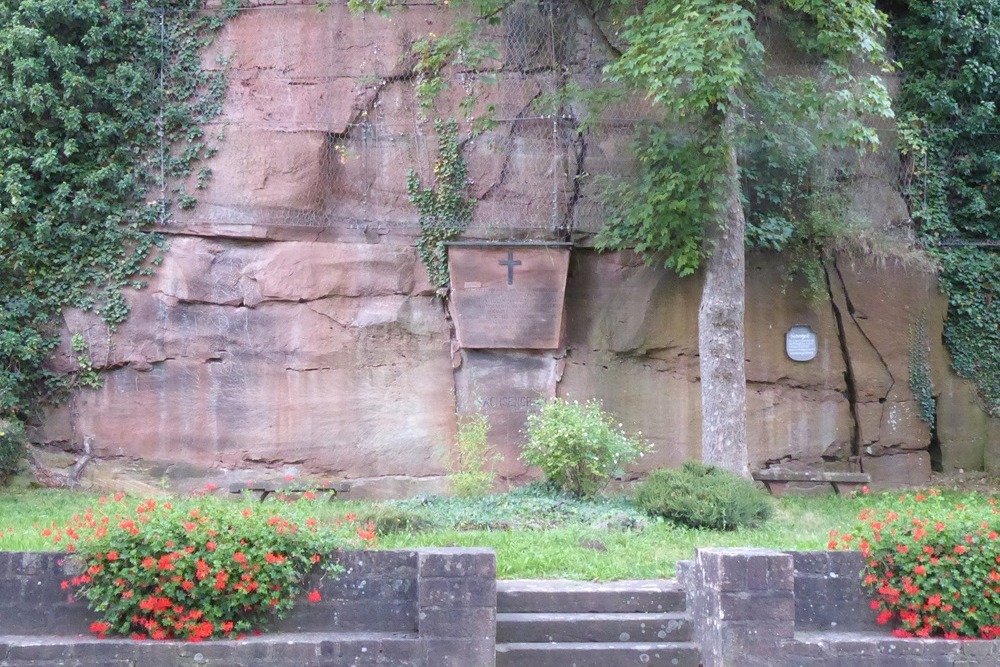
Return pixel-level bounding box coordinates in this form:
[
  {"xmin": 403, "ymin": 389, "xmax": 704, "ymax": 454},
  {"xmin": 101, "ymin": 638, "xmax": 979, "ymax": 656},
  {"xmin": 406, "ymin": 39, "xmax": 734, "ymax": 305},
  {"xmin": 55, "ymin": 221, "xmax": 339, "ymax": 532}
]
[
  {"xmin": 44, "ymin": 491, "xmax": 377, "ymax": 640},
  {"xmin": 830, "ymin": 489, "xmax": 1000, "ymax": 639}
]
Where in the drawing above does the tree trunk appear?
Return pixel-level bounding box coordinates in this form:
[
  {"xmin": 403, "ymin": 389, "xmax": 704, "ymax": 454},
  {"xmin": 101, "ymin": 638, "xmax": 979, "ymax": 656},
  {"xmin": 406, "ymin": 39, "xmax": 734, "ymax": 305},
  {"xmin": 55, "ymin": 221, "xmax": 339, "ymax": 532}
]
[{"xmin": 698, "ymin": 118, "xmax": 748, "ymax": 477}]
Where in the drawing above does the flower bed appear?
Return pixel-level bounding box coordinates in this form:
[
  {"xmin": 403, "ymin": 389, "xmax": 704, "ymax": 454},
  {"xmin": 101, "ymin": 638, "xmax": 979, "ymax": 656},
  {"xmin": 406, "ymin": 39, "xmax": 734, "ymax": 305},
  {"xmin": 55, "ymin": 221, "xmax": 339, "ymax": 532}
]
[
  {"xmin": 42, "ymin": 493, "xmax": 373, "ymax": 640},
  {"xmin": 831, "ymin": 489, "xmax": 1000, "ymax": 639}
]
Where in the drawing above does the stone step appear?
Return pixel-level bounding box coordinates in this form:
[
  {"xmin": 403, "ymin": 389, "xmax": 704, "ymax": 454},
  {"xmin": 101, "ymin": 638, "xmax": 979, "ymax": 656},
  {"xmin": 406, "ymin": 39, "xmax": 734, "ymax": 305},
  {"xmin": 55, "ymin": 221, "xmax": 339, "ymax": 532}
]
[
  {"xmin": 497, "ymin": 579, "xmax": 687, "ymax": 614},
  {"xmin": 495, "ymin": 641, "xmax": 701, "ymax": 667},
  {"xmin": 497, "ymin": 612, "xmax": 692, "ymax": 644}
]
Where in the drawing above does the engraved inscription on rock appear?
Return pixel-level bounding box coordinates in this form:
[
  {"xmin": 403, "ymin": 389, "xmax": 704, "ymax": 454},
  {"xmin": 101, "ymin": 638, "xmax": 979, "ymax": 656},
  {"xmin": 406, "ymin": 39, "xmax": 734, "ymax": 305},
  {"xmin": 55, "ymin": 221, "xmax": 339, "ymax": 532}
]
[
  {"xmin": 786, "ymin": 325, "xmax": 818, "ymax": 362},
  {"xmin": 448, "ymin": 244, "xmax": 571, "ymax": 349}
]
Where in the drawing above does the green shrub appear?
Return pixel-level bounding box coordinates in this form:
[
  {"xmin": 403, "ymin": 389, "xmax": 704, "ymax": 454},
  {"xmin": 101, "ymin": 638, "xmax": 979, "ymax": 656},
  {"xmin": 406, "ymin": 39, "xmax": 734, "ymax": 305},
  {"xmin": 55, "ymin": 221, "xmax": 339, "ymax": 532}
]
[
  {"xmin": 449, "ymin": 412, "xmax": 501, "ymax": 497},
  {"xmin": 0, "ymin": 419, "xmax": 25, "ymax": 484},
  {"xmin": 521, "ymin": 398, "xmax": 650, "ymax": 499},
  {"xmin": 635, "ymin": 461, "xmax": 772, "ymax": 530}
]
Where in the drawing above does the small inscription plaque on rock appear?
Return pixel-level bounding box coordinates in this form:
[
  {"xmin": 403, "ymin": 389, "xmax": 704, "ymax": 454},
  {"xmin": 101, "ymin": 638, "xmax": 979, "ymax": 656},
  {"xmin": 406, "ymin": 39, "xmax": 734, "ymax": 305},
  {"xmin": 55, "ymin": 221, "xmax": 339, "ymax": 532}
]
[
  {"xmin": 786, "ymin": 325, "xmax": 818, "ymax": 362},
  {"xmin": 448, "ymin": 243, "xmax": 571, "ymax": 349}
]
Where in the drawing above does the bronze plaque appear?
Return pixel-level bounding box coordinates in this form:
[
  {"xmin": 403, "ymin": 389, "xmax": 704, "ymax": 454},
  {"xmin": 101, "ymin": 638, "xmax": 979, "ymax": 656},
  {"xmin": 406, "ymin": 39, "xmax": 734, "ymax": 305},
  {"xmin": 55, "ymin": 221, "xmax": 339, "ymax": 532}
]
[{"xmin": 448, "ymin": 244, "xmax": 570, "ymax": 349}]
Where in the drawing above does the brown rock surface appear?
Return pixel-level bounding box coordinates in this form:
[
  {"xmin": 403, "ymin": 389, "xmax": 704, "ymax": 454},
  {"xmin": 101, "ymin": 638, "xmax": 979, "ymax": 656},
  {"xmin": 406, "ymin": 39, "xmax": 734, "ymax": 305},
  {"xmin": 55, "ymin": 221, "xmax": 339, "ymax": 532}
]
[
  {"xmin": 32, "ymin": 2, "xmax": 1000, "ymax": 494},
  {"xmin": 826, "ymin": 257, "xmax": 935, "ymax": 483},
  {"xmin": 863, "ymin": 451, "xmax": 932, "ymax": 489},
  {"xmin": 561, "ymin": 251, "xmax": 854, "ymax": 472},
  {"xmin": 454, "ymin": 350, "xmax": 562, "ymax": 479},
  {"xmin": 42, "ymin": 235, "xmax": 456, "ymax": 484}
]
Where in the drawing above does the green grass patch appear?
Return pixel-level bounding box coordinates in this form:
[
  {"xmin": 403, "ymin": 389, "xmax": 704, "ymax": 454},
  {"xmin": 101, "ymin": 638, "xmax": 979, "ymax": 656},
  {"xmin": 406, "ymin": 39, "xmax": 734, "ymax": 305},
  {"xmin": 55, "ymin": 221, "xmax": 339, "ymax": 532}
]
[{"xmin": 0, "ymin": 485, "xmax": 970, "ymax": 580}]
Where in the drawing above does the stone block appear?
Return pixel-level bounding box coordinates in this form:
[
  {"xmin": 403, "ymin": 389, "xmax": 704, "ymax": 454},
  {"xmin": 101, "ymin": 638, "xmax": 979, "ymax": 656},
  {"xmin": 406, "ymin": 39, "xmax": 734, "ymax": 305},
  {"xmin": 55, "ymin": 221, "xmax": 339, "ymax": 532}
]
[
  {"xmin": 269, "ymin": 638, "xmax": 322, "ymax": 661},
  {"xmin": 375, "ymin": 638, "xmax": 423, "ymax": 666},
  {"xmin": 793, "ymin": 550, "xmax": 834, "ymax": 575},
  {"xmin": 748, "ymin": 552, "xmax": 794, "ymax": 591},
  {"xmin": 2, "ymin": 614, "xmax": 62, "ymax": 637},
  {"xmin": 342, "ymin": 601, "xmax": 418, "ymax": 633},
  {"xmin": 718, "ymin": 621, "xmax": 791, "ymax": 658},
  {"xmin": 715, "ymin": 553, "xmax": 748, "ymax": 592},
  {"xmin": 879, "ymin": 638, "xmax": 958, "ymax": 658},
  {"xmin": 697, "ymin": 548, "xmax": 794, "ymax": 594},
  {"xmin": 454, "ymin": 349, "xmax": 562, "ymax": 479},
  {"xmin": 280, "ymin": 601, "xmax": 417, "ymax": 633},
  {"xmin": 829, "ymin": 550, "xmax": 866, "ymax": 580},
  {"xmin": 785, "ymin": 640, "xmax": 829, "ymax": 659},
  {"xmin": 420, "ymin": 638, "xmax": 494, "ymax": 667},
  {"xmin": 321, "ymin": 638, "xmax": 384, "ymax": 665},
  {"xmin": 864, "ymin": 450, "xmax": 932, "ymax": 488},
  {"xmin": 7, "ymin": 642, "xmax": 74, "ymax": 662},
  {"xmin": 418, "ymin": 606, "xmax": 495, "ymax": 639},
  {"xmin": 337, "ymin": 550, "xmax": 419, "ymax": 581},
  {"xmin": 69, "ymin": 640, "xmax": 137, "ymax": 660},
  {"xmin": 321, "ymin": 576, "xmax": 415, "ymax": 602},
  {"xmin": 13, "ymin": 552, "xmax": 48, "ymax": 575},
  {"xmin": 0, "ymin": 579, "xmax": 22, "ymax": 607},
  {"xmin": 417, "ymin": 577, "xmax": 495, "ymax": 609},
  {"xmin": 50, "ymin": 600, "xmax": 100, "ymax": 634},
  {"xmin": 718, "ymin": 591, "xmax": 795, "ymax": 623},
  {"xmin": 960, "ymin": 639, "xmax": 1000, "ymax": 658},
  {"xmin": 25, "ymin": 575, "xmax": 71, "ymax": 605},
  {"xmin": 417, "ymin": 548, "xmax": 496, "ymax": 579}
]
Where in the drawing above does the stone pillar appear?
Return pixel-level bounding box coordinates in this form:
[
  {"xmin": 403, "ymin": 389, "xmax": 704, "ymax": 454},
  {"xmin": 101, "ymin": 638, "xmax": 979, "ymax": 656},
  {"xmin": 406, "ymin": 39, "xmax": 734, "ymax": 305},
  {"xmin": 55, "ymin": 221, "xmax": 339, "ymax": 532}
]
[
  {"xmin": 417, "ymin": 547, "xmax": 496, "ymax": 667},
  {"xmin": 688, "ymin": 548, "xmax": 795, "ymax": 667}
]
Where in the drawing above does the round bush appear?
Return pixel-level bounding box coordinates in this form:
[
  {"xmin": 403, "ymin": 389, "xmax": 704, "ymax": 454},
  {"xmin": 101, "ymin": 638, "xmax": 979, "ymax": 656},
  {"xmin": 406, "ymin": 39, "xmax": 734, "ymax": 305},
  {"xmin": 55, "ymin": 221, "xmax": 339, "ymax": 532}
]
[
  {"xmin": 635, "ymin": 461, "xmax": 772, "ymax": 530},
  {"xmin": 521, "ymin": 399, "xmax": 650, "ymax": 499}
]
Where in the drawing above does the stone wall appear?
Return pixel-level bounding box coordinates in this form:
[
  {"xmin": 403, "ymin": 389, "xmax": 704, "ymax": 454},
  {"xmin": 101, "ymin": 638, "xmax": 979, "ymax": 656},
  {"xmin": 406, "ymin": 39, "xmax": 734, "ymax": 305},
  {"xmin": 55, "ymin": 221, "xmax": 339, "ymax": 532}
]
[
  {"xmin": 6, "ymin": 547, "xmax": 999, "ymax": 666},
  {"xmin": 679, "ymin": 548, "xmax": 1000, "ymax": 667},
  {"xmin": 0, "ymin": 548, "xmax": 495, "ymax": 667},
  {"xmin": 30, "ymin": 0, "xmax": 1000, "ymax": 493}
]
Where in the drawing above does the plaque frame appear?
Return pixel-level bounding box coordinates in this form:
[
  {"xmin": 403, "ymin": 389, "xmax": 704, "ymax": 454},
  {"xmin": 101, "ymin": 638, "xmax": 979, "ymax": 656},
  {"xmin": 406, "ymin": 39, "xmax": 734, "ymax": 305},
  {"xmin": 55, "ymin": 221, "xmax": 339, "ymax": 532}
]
[{"xmin": 446, "ymin": 241, "xmax": 572, "ymax": 350}]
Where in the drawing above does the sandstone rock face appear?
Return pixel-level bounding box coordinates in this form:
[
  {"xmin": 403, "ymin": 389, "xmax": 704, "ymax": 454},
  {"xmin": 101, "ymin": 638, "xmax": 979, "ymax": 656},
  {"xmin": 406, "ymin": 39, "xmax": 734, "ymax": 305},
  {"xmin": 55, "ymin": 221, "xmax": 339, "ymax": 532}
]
[
  {"xmin": 34, "ymin": 0, "xmax": 1000, "ymax": 493},
  {"xmin": 45, "ymin": 238, "xmax": 456, "ymax": 494},
  {"xmin": 561, "ymin": 251, "xmax": 855, "ymax": 476}
]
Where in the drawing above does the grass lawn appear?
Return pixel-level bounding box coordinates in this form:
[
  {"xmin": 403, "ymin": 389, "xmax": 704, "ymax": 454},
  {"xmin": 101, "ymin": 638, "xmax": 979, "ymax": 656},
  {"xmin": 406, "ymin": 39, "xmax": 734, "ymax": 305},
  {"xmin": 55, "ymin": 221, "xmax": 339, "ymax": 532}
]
[
  {"xmin": 0, "ymin": 481, "xmax": 885, "ymax": 580},
  {"xmin": 377, "ymin": 495, "xmax": 854, "ymax": 579}
]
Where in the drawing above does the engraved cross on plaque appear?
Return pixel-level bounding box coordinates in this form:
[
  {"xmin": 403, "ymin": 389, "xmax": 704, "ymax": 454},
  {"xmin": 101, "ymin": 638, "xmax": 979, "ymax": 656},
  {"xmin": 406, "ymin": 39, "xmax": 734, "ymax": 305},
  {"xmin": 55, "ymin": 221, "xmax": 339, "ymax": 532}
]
[{"xmin": 498, "ymin": 250, "xmax": 522, "ymax": 285}]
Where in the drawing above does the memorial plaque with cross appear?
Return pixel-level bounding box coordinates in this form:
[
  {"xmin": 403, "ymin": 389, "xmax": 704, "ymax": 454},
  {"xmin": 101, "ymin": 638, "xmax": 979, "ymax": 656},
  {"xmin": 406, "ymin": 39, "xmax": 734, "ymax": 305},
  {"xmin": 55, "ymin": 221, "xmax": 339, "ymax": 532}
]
[{"xmin": 447, "ymin": 242, "xmax": 571, "ymax": 349}]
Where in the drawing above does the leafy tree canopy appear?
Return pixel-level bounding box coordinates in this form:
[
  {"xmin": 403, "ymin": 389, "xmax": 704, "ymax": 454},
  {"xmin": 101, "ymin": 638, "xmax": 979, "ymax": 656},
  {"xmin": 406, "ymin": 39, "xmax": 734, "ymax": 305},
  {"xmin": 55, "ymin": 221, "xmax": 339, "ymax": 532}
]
[{"xmin": 597, "ymin": 0, "xmax": 894, "ymax": 277}]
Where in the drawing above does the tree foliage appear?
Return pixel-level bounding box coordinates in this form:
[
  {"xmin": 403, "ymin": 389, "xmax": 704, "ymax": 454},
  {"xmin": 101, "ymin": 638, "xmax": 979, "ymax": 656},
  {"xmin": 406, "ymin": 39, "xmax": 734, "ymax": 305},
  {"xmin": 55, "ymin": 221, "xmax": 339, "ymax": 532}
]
[
  {"xmin": 0, "ymin": 0, "xmax": 233, "ymax": 419},
  {"xmin": 594, "ymin": 0, "xmax": 892, "ymax": 475},
  {"xmin": 597, "ymin": 0, "xmax": 893, "ymax": 272},
  {"xmin": 895, "ymin": 0, "xmax": 1000, "ymax": 415}
]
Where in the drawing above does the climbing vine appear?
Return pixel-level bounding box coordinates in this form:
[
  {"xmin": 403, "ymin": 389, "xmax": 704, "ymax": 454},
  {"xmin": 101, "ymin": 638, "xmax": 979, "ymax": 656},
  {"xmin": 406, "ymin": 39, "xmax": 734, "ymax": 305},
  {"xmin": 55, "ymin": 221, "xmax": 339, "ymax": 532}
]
[
  {"xmin": 894, "ymin": 0, "xmax": 1000, "ymax": 415},
  {"xmin": 406, "ymin": 119, "xmax": 477, "ymax": 288},
  {"xmin": 908, "ymin": 312, "xmax": 936, "ymax": 426},
  {"xmin": 0, "ymin": 0, "xmax": 235, "ymax": 420}
]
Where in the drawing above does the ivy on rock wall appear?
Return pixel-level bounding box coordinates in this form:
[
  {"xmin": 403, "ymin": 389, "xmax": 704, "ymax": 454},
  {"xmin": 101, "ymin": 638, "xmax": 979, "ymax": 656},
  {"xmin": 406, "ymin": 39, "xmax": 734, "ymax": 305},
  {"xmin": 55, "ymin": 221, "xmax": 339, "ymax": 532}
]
[
  {"xmin": 0, "ymin": 0, "xmax": 234, "ymax": 420},
  {"xmin": 895, "ymin": 0, "xmax": 1000, "ymax": 415},
  {"xmin": 406, "ymin": 119, "xmax": 476, "ymax": 288}
]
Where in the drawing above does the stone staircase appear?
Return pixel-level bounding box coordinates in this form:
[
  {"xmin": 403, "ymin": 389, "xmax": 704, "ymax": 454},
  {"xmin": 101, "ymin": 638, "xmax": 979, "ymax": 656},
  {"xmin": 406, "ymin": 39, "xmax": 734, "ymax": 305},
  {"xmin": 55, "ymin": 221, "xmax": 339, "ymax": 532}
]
[{"xmin": 495, "ymin": 579, "xmax": 700, "ymax": 667}]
